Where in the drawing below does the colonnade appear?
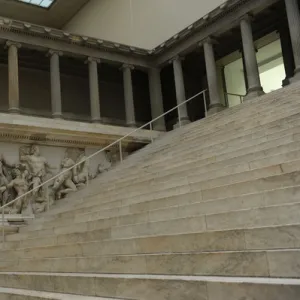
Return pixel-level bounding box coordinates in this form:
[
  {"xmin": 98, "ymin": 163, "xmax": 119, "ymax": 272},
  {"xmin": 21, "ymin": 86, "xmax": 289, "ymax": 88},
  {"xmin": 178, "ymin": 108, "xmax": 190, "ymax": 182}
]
[
  {"xmin": 5, "ymin": 0, "xmax": 300, "ymax": 129},
  {"xmin": 5, "ymin": 42, "xmax": 166, "ymax": 130}
]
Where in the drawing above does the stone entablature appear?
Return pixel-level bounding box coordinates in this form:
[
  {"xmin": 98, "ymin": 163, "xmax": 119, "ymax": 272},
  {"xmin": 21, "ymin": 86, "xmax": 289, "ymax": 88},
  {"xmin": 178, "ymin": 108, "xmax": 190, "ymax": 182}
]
[
  {"xmin": 0, "ymin": 0, "xmax": 256, "ymax": 65},
  {"xmin": 0, "ymin": 113, "xmax": 160, "ymax": 149}
]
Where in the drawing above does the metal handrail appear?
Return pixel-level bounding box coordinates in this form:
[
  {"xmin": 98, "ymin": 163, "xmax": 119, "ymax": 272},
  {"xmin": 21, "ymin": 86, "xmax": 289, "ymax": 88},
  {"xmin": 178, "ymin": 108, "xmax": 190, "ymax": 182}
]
[{"xmin": 0, "ymin": 89, "xmax": 207, "ymax": 242}]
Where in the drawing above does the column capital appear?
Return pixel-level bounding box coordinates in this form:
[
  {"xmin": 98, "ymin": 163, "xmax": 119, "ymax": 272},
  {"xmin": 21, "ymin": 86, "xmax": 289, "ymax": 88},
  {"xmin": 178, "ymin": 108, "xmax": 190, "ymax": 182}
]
[
  {"xmin": 121, "ymin": 64, "xmax": 135, "ymax": 71},
  {"xmin": 239, "ymin": 13, "xmax": 254, "ymax": 23},
  {"xmin": 5, "ymin": 41, "xmax": 21, "ymax": 49},
  {"xmin": 169, "ymin": 55, "xmax": 185, "ymax": 64},
  {"xmin": 199, "ymin": 37, "xmax": 217, "ymax": 47},
  {"xmin": 48, "ymin": 49, "xmax": 63, "ymax": 57},
  {"xmin": 148, "ymin": 67, "xmax": 161, "ymax": 74},
  {"xmin": 86, "ymin": 57, "xmax": 101, "ymax": 64}
]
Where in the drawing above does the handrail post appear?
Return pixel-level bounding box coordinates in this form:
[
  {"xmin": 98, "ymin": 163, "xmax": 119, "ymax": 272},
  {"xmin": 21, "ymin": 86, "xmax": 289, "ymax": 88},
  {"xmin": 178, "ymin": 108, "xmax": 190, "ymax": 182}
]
[
  {"xmin": 119, "ymin": 141, "xmax": 123, "ymax": 163},
  {"xmin": 46, "ymin": 187, "xmax": 50, "ymax": 211},
  {"xmin": 149, "ymin": 122, "xmax": 154, "ymax": 142},
  {"xmin": 178, "ymin": 107, "xmax": 182, "ymax": 128},
  {"xmin": 203, "ymin": 91, "xmax": 208, "ymax": 117},
  {"xmin": 86, "ymin": 168, "xmax": 89, "ymax": 188},
  {"xmin": 2, "ymin": 208, "xmax": 4, "ymax": 248}
]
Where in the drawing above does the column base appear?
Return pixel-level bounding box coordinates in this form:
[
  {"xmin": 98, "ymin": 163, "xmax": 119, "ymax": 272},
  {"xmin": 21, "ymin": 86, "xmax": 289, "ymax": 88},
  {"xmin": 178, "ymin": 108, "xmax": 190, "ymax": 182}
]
[
  {"xmin": 153, "ymin": 125, "xmax": 166, "ymax": 132},
  {"xmin": 173, "ymin": 118, "xmax": 190, "ymax": 129},
  {"xmin": 52, "ymin": 113, "xmax": 63, "ymax": 119},
  {"xmin": 244, "ymin": 86, "xmax": 265, "ymax": 101},
  {"xmin": 8, "ymin": 107, "xmax": 20, "ymax": 114},
  {"xmin": 282, "ymin": 77, "xmax": 291, "ymax": 87},
  {"xmin": 91, "ymin": 119, "xmax": 102, "ymax": 124},
  {"xmin": 152, "ymin": 120, "xmax": 166, "ymax": 132},
  {"xmin": 207, "ymin": 103, "xmax": 225, "ymax": 116},
  {"xmin": 126, "ymin": 122, "xmax": 137, "ymax": 128}
]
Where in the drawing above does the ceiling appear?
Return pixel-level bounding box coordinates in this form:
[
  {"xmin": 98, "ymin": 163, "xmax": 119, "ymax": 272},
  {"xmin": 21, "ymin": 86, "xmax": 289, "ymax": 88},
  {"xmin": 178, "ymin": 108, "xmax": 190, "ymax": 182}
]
[{"xmin": 0, "ymin": 0, "xmax": 90, "ymax": 28}]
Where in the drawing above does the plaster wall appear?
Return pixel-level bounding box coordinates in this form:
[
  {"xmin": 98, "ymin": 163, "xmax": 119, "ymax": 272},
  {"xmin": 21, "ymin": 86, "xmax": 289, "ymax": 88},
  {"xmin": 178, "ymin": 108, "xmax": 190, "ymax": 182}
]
[{"xmin": 64, "ymin": 0, "xmax": 227, "ymax": 49}]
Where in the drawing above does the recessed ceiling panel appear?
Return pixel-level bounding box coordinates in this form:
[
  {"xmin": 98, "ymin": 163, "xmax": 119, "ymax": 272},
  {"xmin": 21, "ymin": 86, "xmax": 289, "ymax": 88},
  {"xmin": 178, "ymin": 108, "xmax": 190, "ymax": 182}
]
[{"xmin": 16, "ymin": 0, "xmax": 55, "ymax": 8}]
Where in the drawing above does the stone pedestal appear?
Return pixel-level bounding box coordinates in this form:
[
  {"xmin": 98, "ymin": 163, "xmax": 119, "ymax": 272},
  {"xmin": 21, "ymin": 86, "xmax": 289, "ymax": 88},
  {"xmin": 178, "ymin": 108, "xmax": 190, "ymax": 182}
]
[
  {"xmin": 240, "ymin": 15, "xmax": 264, "ymax": 100},
  {"xmin": 49, "ymin": 50, "xmax": 63, "ymax": 119},
  {"xmin": 121, "ymin": 65, "xmax": 136, "ymax": 127},
  {"xmin": 87, "ymin": 57, "xmax": 101, "ymax": 123},
  {"xmin": 284, "ymin": 0, "xmax": 300, "ymax": 82},
  {"xmin": 7, "ymin": 41, "xmax": 21, "ymax": 114},
  {"xmin": 203, "ymin": 38, "xmax": 225, "ymax": 115},
  {"xmin": 148, "ymin": 68, "xmax": 166, "ymax": 131}
]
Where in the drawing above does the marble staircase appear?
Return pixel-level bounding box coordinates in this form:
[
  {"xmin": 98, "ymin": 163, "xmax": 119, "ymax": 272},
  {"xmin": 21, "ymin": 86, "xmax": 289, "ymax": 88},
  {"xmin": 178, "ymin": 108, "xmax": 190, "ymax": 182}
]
[{"xmin": 1, "ymin": 83, "xmax": 300, "ymax": 299}]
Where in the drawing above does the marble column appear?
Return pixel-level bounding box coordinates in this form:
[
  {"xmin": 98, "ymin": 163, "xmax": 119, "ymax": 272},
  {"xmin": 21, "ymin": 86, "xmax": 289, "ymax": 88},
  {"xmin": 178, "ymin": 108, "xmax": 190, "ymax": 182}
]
[
  {"xmin": 6, "ymin": 41, "xmax": 21, "ymax": 113},
  {"xmin": 279, "ymin": 22, "xmax": 295, "ymax": 86},
  {"xmin": 240, "ymin": 15, "xmax": 264, "ymax": 100},
  {"xmin": 122, "ymin": 64, "xmax": 136, "ymax": 127},
  {"xmin": 87, "ymin": 57, "xmax": 101, "ymax": 123},
  {"xmin": 284, "ymin": 0, "xmax": 300, "ymax": 82},
  {"xmin": 203, "ymin": 38, "xmax": 225, "ymax": 115},
  {"xmin": 148, "ymin": 68, "xmax": 166, "ymax": 131},
  {"xmin": 172, "ymin": 56, "xmax": 190, "ymax": 125},
  {"xmin": 49, "ymin": 50, "xmax": 63, "ymax": 119}
]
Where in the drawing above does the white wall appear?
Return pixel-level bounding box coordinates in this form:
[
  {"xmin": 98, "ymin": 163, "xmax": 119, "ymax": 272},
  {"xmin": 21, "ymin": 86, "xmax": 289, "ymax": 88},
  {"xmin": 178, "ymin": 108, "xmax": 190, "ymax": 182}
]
[{"xmin": 64, "ymin": 0, "xmax": 227, "ymax": 49}]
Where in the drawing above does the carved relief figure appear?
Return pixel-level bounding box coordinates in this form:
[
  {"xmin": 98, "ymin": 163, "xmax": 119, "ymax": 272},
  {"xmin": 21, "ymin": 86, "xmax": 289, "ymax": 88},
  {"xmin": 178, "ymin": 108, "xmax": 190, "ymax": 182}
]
[
  {"xmin": 0, "ymin": 159, "xmax": 11, "ymax": 206},
  {"xmin": 2, "ymin": 168, "xmax": 29, "ymax": 214},
  {"xmin": 20, "ymin": 145, "xmax": 52, "ymax": 201},
  {"xmin": 73, "ymin": 152, "xmax": 89, "ymax": 187},
  {"xmin": 52, "ymin": 153, "xmax": 77, "ymax": 200}
]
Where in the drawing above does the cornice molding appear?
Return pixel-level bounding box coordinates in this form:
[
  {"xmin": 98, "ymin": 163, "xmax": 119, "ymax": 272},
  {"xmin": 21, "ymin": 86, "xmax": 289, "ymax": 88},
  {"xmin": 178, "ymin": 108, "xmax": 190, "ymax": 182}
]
[{"xmin": 0, "ymin": 0, "xmax": 275, "ymax": 67}]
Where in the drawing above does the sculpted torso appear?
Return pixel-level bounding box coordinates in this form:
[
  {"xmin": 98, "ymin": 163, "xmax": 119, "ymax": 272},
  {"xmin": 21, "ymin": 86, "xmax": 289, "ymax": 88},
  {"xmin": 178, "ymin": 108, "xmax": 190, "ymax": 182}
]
[{"xmin": 22, "ymin": 155, "xmax": 47, "ymax": 177}]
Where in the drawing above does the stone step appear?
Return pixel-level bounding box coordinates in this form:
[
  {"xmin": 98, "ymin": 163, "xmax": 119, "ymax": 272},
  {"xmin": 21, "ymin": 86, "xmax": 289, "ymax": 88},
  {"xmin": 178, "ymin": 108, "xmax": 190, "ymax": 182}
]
[
  {"xmin": 94, "ymin": 122, "xmax": 300, "ymax": 193},
  {"xmin": 2, "ymin": 224, "xmax": 300, "ymax": 261},
  {"xmin": 137, "ymin": 103, "xmax": 300, "ymax": 166},
  {"xmin": 19, "ymin": 159, "xmax": 300, "ymax": 233},
  {"xmin": 2, "ymin": 249, "xmax": 300, "ymax": 278},
  {"xmin": 0, "ymin": 273, "xmax": 299, "ymax": 300},
  {"xmin": 57, "ymin": 101, "xmax": 300, "ymax": 204},
  {"xmin": 77, "ymin": 132, "xmax": 300, "ymax": 204},
  {"xmin": 109, "ymin": 201, "xmax": 300, "ymax": 239},
  {"xmin": 73, "ymin": 158, "xmax": 300, "ymax": 213},
  {"xmin": 3, "ymin": 186, "xmax": 300, "ymax": 248},
  {"xmin": 148, "ymin": 107, "xmax": 300, "ymax": 164},
  {"xmin": 28, "ymin": 155, "xmax": 300, "ymax": 230},
  {"xmin": 0, "ymin": 287, "xmax": 119, "ymax": 300},
  {"xmin": 79, "ymin": 100, "xmax": 300, "ymax": 191},
  {"xmin": 182, "ymin": 86, "xmax": 300, "ymax": 132},
  {"xmin": 43, "ymin": 138, "xmax": 300, "ymax": 220},
  {"xmin": 10, "ymin": 194, "xmax": 300, "ymax": 243},
  {"xmin": 104, "ymin": 108, "xmax": 300, "ymax": 186},
  {"xmin": 73, "ymin": 184, "xmax": 300, "ymax": 221}
]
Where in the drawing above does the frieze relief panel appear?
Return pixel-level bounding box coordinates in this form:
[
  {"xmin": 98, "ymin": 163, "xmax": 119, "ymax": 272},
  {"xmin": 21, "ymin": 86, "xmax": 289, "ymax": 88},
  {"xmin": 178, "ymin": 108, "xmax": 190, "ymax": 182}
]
[{"xmin": 0, "ymin": 141, "xmax": 119, "ymax": 215}]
